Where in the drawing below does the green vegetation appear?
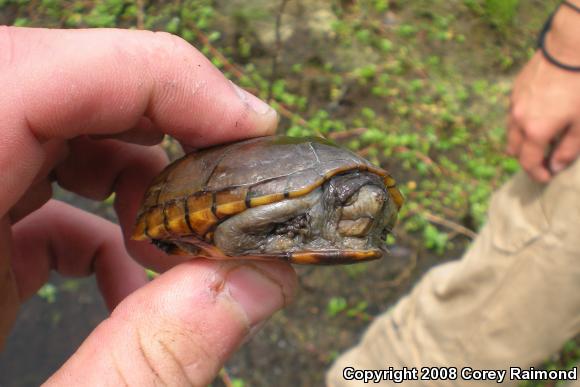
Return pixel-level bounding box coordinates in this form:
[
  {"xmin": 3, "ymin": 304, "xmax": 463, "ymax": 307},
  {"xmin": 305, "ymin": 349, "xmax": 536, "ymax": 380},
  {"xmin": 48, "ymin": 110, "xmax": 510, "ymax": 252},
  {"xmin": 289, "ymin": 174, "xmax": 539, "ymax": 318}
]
[
  {"xmin": 36, "ymin": 280, "xmax": 84, "ymax": 304},
  {"xmin": 520, "ymin": 339, "xmax": 580, "ymax": 387},
  {"xmin": 3, "ymin": 0, "xmax": 576, "ymax": 385},
  {"xmin": 0, "ymin": 0, "xmax": 552, "ymax": 255},
  {"xmin": 326, "ymin": 296, "xmax": 348, "ymax": 317},
  {"xmin": 327, "ymin": 297, "xmax": 371, "ymax": 321},
  {"xmin": 37, "ymin": 283, "xmax": 57, "ymax": 304}
]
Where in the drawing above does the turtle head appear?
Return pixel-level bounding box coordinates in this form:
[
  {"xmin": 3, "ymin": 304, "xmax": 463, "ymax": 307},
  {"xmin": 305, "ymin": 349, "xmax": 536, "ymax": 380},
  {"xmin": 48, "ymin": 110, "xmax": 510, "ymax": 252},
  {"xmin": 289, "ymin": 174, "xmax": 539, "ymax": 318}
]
[
  {"xmin": 212, "ymin": 171, "xmax": 399, "ymax": 264},
  {"xmin": 315, "ymin": 171, "xmax": 398, "ymax": 252}
]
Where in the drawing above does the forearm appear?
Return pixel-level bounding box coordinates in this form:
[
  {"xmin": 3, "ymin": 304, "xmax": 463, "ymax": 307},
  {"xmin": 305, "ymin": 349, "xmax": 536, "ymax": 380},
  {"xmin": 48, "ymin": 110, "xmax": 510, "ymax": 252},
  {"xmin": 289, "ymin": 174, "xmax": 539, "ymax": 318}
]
[{"xmin": 547, "ymin": 0, "xmax": 580, "ymax": 63}]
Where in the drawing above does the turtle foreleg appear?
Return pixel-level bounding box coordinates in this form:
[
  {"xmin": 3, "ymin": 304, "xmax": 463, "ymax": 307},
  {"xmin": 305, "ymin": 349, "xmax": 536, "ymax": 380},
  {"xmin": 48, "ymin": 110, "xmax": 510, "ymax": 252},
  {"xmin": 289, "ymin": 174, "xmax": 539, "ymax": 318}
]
[{"xmin": 213, "ymin": 189, "xmax": 322, "ymax": 256}]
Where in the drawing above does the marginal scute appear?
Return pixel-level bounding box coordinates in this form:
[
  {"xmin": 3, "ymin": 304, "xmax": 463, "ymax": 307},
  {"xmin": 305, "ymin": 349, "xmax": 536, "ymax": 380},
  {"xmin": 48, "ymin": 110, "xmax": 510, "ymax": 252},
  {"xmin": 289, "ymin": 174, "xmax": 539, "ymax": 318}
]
[
  {"xmin": 187, "ymin": 207, "xmax": 218, "ymax": 235},
  {"xmin": 132, "ymin": 216, "xmax": 148, "ymax": 241},
  {"xmin": 249, "ymin": 193, "xmax": 286, "ymax": 207},
  {"xmin": 215, "ymin": 187, "xmax": 249, "ymax": 217},
  {"xmin": 165, "ymin": 201, "xmax": 189, "ymax": 234},
  {"xmin": 145, "ymin": 207, "xmax": 167, "ymax": 239}
]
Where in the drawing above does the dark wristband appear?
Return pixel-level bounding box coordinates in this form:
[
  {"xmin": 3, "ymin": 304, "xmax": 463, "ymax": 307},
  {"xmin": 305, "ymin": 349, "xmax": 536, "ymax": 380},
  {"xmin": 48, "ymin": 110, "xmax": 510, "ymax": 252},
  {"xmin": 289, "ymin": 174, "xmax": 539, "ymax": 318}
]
[
  {"xmin": 562, "ymin": 0, "xmax": 580, "ymax": 14},
  {"xmin": 537, "ymin": 2, "xmax": 580, "ymax": 72}
]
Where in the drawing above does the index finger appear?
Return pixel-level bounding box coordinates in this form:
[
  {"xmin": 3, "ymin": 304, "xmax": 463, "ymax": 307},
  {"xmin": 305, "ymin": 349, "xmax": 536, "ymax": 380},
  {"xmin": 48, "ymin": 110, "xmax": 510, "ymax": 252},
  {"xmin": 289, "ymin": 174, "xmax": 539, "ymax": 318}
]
[{"xmin": 0, "ymin": 27, "xmax": 278, "ymax": 216}]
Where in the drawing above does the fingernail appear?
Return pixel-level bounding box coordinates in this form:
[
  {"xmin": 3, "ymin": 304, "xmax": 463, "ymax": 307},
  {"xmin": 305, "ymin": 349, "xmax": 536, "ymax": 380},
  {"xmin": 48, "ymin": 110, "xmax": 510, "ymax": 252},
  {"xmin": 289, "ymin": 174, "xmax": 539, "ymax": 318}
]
[
  {"xmin": 226, "ymin": 265, "xmax": 285, "ymax": 327},
  {"xmin": 550, "ymin": 160, "xmax": 566, "ymax": 174},
  {"xmin": 230, "ymin": 81, "xmax": 274, "ymax": 115}
]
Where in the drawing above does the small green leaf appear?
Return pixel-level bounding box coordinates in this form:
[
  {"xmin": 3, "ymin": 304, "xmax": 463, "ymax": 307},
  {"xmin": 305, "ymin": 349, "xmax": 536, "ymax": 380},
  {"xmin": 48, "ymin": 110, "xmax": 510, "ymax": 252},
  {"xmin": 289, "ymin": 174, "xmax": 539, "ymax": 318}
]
[{"xmin": 38, "ymin": 283, "xmax": 57, "ymax": 304}]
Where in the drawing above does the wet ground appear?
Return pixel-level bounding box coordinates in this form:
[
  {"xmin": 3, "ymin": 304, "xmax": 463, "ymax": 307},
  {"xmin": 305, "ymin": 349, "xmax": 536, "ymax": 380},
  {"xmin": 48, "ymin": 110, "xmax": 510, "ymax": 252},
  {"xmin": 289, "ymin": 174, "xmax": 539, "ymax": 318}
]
[
  {"xmin": 0, "ymin": 190, "xmax": 115, "ymax": 386},
  {"xmin": 0, "ymin": 275, "xmax": 108, "ymax": 386}
]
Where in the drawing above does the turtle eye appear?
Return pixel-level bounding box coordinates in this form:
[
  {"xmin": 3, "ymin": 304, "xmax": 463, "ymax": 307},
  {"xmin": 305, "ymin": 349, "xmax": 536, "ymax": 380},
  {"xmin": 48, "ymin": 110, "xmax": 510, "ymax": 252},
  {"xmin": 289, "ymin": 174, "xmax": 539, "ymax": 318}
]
[
  {"xmin": 340, "ymin": 185, "xmax": 385, "ymax": 220},
  {"xmin": 343, "ymin": 191, "xmax": 359, "ymax": 206},
  {"xmin": 337, "ymin": 185, "xmax": 386, "ymax": 237}
]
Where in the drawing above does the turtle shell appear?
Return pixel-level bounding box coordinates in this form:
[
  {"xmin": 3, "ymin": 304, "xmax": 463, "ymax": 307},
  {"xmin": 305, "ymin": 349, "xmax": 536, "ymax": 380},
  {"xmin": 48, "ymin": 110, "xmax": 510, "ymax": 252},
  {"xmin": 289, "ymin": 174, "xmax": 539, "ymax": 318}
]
[{"xmin": 132, "ymin": 136, "xmax": 403, "ymax": 261}]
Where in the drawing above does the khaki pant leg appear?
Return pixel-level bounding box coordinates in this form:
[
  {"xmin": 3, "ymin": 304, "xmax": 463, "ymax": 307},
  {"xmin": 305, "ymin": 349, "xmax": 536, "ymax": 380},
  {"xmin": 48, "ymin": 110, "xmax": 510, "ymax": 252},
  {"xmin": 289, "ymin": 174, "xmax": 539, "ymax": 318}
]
[{"xmin": 327, "ymin": 159, "xmax": 580, "ymax": 387}]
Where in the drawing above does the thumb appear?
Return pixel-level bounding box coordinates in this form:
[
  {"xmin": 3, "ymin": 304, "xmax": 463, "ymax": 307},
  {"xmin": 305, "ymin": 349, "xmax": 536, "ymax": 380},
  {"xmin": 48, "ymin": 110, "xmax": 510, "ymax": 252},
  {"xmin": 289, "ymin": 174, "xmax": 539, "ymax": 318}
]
[
  {"xmin": 0, "ymin": 27, "xmax": 280, "ymax": 217},
  {"xmin": 45, "ymin": 259, "xmax": 296, "ymax": 386}
]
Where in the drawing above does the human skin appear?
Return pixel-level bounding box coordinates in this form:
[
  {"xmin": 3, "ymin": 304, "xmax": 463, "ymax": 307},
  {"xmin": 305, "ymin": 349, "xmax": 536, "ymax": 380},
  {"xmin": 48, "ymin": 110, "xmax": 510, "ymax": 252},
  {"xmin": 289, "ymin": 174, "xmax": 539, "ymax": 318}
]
[
  {"xmin": 0, "ymin": 27, "xmax": 297, "ymax": 386},
  {"xmin": 508, "ymin": 0, "xmax": 580, "ymax": 182}
]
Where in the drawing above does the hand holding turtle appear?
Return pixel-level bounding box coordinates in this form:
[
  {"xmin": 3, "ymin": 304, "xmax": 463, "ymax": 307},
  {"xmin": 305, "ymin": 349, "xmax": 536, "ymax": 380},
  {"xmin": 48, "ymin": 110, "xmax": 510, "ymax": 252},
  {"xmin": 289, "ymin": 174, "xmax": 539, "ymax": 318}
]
[
  {"xmin": 508, "ymin": 1, "xmax": 580, "ymax": 182},
  {"xmin": 0, "ymin": 27, "xmax": 296, "ymax": 385}
]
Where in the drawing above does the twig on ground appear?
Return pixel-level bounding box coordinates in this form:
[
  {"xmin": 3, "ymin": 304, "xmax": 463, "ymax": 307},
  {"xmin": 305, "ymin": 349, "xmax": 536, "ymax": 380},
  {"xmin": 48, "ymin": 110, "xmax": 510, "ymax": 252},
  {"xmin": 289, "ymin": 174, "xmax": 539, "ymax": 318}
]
[
  {"xmin": 136, "ymin": 0, "xmax": 145, "ymax": 29},
  {"xmin": 328, "ymin": 127, "xmax": 368, "ymax": 141},
  {"xmin": 190, "ymin": 24, "xmax": 247, "ymax": 81},
  {"xmin": 422, "ymin": 210, "xmax": 477, "ymax": 239},
  {"xmin": 380, "ymin": 248, "xmax": 418, "ymax": 288}
]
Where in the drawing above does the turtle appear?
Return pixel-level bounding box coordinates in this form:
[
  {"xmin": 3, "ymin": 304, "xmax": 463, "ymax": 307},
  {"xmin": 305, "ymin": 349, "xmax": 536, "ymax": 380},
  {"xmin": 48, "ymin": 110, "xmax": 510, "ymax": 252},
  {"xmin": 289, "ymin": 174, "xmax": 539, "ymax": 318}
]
[{"xmin": 132, "ymin": 136, "xmax": 404, "ymax": 265}]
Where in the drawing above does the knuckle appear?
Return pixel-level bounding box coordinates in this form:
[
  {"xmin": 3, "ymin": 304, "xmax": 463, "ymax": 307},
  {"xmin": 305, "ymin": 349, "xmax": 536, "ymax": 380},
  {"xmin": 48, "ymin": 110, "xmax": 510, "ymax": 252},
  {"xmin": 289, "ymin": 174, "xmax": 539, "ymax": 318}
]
[
  {"xmin": 117, "ymin": 321, "xmax": 189, "ymax": 386},
  {"xmin": 521, "ymin": 123, "xmax": 551, "ymax": 143},
  {"xmin": 135, "ymin": 30, "xmax": 198, "ymax": 78},
  {"xmin": 510, "ymin": 104, "xmax": 527, "ymax": 124},
  {"xmin": 144, "ymin": 324, "xmax": 218, "ymax": 386},
  {"xmin": 110, "ymin": 351, "xmax": 131, "ymax": 387},
  {"xmin": 134, "ymin": 329, "xmax": 169, "ymax": 385},
  {"xmin": 152, "ymin": 31, "xmax": 195, "ymax": 59}
]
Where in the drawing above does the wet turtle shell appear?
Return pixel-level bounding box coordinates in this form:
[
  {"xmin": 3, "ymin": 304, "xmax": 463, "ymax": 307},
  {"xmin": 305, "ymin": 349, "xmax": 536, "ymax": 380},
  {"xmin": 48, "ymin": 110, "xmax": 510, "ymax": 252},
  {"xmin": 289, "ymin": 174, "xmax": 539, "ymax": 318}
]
[{"xmin": 132, "ymin": 136, "xmax": 403, "ymax": 265}]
